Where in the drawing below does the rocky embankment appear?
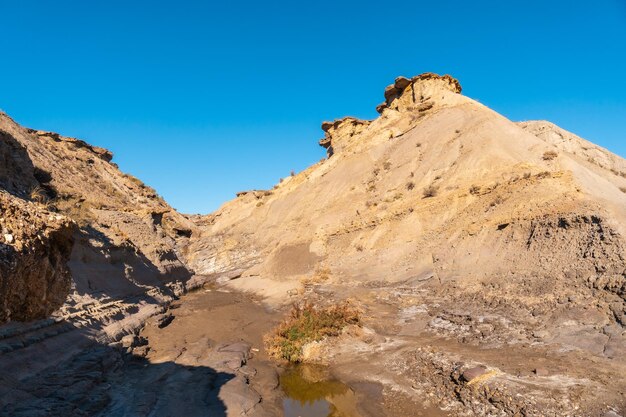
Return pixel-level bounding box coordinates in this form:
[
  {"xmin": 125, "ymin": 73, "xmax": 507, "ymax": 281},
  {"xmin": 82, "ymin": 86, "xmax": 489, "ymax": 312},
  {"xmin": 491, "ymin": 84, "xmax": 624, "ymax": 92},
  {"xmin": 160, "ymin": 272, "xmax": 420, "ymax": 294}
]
[
  {"xmin": 0, "ymin": 112, "xmax": 259, "ymax": 415},
  {"xmin": 0, "ymin": 192, "xmax": 74, "ymax": 322}
]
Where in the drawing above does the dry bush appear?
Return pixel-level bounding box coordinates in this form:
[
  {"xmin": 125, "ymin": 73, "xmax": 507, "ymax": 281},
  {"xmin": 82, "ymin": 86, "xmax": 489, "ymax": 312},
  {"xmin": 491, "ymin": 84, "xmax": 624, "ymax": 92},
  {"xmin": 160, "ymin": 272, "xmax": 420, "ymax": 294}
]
[
  {"xmin": 383, "ymin": 161, "xmax": 392, "ymax": 170},
  {"xmin": 469, "ymin": 185, "xmax": 481, "ymax": 195},
  {"xmin": 406, "ymin": 181, "xmax": 415, "ymax": 191},
  {"xmin": 422, "ymin": 184, "xmax": 439, "ymax": 198},
  {"xmin": 542, "ymin": 150, "xmax": 558, "ymax": 161},
  {"xmin": 264, "ymin": 302, "xmax": 360, "ymax": 363},
  {"xmin": 29, "ymin": 185, "xmax": 49, "ymax": 205}
]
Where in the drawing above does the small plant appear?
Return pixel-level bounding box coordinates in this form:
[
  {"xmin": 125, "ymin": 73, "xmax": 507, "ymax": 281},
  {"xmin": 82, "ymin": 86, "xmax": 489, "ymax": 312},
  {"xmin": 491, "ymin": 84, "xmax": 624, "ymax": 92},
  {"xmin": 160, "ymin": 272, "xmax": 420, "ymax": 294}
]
[
  {"xmin": 416, "ymin": 142, "xmax": 422, "ymax": 148},
  {"xmin": 455, "ymin": 129, "xmax": 461, "ymax": 134},
  {"xmin": 490, "ymin": 195, "xmax": 504, "ymax": 207},
  {"xmin": 469, "ymin": 185, "xmax": 481, "ymax": 195},
  {"xmin": 302, "ymin": 268, "xmax": 331, "ymax": 286},
  {"xmin": 383, "ymin": 161, "xmax": 392, "ymax": 170},
  {"xmin": 29, "ymin": 185, "xmax": 49, "ymax": 205},
  {"xmin": 372, "ymin": 168, "xmax": 380, "ymax": 176},
  {"xmin": 523, "ymin": 172, "xmax": 532, "ymax": 179},
  {"xmin": 542, "ymin": 150, "xmax": 558, "ymax": 161},
  {"xmin": 422, "ymin": 184, "xmax": 439, "ymax": 198},
  {"xmin": 406, "ymin": 181, "xmax": 415, "ymax": 191},
  {"xmin": 264, "ymin": 302, "xmax": 360, "ymax": 363},
  {"xmin": 290, "ymin": 170, "xmax": 296, "ymax": 177}
]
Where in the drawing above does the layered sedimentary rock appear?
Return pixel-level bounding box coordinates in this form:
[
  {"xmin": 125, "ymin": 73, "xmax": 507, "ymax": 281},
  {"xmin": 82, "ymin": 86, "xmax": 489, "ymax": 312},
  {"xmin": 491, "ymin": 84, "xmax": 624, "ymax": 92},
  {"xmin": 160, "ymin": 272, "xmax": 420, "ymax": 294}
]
[
  {"xmin": 0, "ymin": 192, "xmax": 75, "ymax": 322},
  {"xmin": 0, "ymin": 112, "xmax": 196, "ymax": 312}
]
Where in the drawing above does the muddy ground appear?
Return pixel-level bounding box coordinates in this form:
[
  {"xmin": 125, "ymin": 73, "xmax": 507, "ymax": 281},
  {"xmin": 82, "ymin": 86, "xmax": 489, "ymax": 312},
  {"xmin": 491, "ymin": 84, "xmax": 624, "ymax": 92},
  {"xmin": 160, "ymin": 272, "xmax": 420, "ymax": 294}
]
[{"xmin": 1, "ymin": 280, "xmax": 624, "ymax": 417}]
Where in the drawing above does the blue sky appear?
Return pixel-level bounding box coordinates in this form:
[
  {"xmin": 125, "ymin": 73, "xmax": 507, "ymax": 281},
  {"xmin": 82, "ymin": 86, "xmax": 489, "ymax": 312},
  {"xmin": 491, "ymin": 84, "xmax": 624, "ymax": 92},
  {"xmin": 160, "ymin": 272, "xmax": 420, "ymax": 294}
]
[{"xmin": 1, "ymin": 1, "xmax": 625, "ymax": 213}]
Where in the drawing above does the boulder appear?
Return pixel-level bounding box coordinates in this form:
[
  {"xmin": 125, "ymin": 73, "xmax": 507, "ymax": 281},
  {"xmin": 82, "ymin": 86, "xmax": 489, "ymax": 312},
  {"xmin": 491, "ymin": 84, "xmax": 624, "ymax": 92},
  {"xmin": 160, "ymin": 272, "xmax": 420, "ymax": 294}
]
[{"xmin": 461, "ymin": 365, "xmax": 488, "ymax": 382}]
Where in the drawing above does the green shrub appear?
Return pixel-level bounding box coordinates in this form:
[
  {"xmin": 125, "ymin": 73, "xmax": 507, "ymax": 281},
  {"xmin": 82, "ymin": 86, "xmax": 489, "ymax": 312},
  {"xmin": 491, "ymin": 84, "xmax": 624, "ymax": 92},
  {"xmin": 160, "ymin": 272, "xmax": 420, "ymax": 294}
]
[{"xmin": 264, "ymin": 302, "xmax": 360, "ymax": 363}]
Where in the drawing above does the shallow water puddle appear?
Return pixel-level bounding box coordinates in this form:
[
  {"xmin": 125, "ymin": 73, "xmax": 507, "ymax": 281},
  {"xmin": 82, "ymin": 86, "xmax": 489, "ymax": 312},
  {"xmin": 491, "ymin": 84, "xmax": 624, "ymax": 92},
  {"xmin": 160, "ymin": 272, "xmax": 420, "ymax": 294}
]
[{"xmin": 280, "ymin": 365, "xmax": 363, "ymax": 417}]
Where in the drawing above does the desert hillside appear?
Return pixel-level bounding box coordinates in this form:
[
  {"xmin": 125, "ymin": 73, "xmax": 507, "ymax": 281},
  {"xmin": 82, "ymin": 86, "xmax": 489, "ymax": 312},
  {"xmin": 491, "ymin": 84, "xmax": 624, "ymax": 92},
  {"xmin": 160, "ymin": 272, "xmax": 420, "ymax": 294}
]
[
  {"xmin": 1, "ymin": 74, "xmax": 625, "ymax": 416},
  {"xmin": 0, "ymin": 112, "xmax": 198, "ymax": 307},
  {"xmin": 184, "ymin": 73, "xmax": 626, "ymax": 415},
  {"xmin": 188, "ymin": 74, "xmax": 626, "ymax": 306}
]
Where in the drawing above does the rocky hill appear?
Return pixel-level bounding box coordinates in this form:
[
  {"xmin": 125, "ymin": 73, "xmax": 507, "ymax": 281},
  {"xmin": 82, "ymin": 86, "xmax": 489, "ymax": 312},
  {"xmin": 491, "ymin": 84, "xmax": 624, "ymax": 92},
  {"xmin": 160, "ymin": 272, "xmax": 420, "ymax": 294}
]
[
  {"xmin": 0, "ymin": 112, "xmax": 198, "ymax": 313},
  {"xmin": 0, "ymin": 111, "xmax": 204, "ymax": 390},
  {"xmin": 1, "ymin": 73, "xmax": 625, "ymax": 416},
  {"xmin": 186, "ymin": 74, "xmax": 626, "ymax": 415}
]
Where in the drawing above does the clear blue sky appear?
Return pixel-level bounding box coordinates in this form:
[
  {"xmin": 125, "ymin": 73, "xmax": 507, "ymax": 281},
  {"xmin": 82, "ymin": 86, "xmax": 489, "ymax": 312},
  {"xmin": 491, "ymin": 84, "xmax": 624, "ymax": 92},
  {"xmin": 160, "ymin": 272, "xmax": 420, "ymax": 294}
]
[{"xmin": 1, "ymin": 1, "xmax": 625, "ymax": 213}]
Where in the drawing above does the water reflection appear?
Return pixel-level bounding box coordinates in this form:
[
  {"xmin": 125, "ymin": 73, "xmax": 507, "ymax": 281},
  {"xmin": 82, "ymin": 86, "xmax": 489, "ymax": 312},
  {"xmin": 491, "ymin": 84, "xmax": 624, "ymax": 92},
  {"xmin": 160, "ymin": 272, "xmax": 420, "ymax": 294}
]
[{"xmin": 281, "ymin": 365, "xmax": 363, "ymax": 417}]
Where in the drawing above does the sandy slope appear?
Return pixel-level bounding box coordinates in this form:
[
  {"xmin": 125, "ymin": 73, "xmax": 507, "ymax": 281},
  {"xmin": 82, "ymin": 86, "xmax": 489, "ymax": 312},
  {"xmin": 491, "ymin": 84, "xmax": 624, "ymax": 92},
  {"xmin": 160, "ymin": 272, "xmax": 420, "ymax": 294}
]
[{"xmin": 186, "ymin": 74, "xmax": 626, "ymax": 415}]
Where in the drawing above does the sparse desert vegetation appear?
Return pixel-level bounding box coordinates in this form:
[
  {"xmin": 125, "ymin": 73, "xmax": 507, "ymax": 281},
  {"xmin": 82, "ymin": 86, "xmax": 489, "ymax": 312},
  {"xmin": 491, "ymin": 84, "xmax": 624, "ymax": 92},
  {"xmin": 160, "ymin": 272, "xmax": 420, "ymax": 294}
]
[
  {"xmin": 29, "ymin": 185, "xmax": 49, "ymax": 205},
  {"xmin": 264, "ymin": 302, "xmax": 360, "ymax": 363},
  {"xmin": 422, "ymin": 184, "xmax": 439, "ymax": 198},
  {"xmin": 542, "ymin": 150, "xmax": 558, "ymax": 160},
  {"xmin": 469, "ymin": 184, "xmax": 481, "ymax": 195}
]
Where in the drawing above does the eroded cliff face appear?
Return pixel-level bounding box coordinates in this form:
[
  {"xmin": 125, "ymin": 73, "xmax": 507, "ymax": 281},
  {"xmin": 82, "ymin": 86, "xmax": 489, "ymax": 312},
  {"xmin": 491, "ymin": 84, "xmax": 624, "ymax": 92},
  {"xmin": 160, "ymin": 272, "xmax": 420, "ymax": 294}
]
[
  {"xmin": 0, "ymin": 112, "xmax": 197, "ymax": 309},
  {"xmin": 0, "ymin": 192, "xmax": 75, "ymax": 322}
]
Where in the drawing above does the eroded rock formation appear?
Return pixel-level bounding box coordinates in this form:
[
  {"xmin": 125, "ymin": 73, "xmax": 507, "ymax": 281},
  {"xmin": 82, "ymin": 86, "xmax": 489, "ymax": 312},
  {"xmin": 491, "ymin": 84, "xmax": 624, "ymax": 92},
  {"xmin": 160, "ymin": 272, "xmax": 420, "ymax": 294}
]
[{"xmin": 0, "ymin": 192, "xmax": 75, "ymax": 322}]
